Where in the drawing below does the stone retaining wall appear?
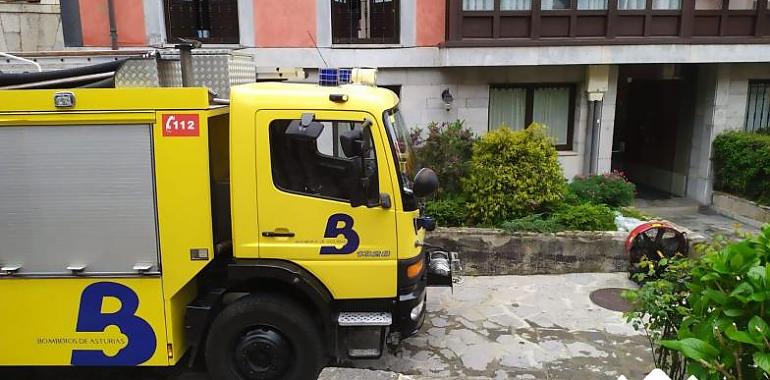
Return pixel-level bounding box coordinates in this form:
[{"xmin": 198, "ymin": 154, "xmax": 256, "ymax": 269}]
[
  {"xmin": 425, "ymin": 227, "xmax": 629, "ymax": 276},
  {"xmin": 712, "ymin": 191, "xmax": 770, "ymax": 229}
]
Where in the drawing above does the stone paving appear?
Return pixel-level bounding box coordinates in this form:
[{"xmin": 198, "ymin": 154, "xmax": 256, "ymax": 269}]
[
  {"xmin": 635, "ymin": 197, "xmax": 759, "ymax": 239},
  {"xmin": 344, "ymin": 273, "xmax": 653, "ymax": 380},
  {"xmin": 0, "ymin": 273, "xmax": 653, "ymax": 380}
]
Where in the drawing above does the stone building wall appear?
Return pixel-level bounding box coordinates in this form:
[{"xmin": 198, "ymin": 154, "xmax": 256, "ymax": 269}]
[{"xmin": 0, "ymin": 0, "xmax": 64, "ymax": 52}]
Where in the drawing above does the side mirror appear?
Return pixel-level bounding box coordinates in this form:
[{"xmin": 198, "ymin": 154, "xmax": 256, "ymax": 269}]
[
  {"xmin": 285, "ymin": 113, "xmax": 324, "ymax": 140},
  {"xmin": 412, "ymin": 168, "xmax": 439, "ymax": 198}
]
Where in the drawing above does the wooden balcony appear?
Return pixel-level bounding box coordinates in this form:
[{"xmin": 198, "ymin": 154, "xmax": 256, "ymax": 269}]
[{"xmin": 446, "ymin": 0, "xmax": 770, "ymax": 46}]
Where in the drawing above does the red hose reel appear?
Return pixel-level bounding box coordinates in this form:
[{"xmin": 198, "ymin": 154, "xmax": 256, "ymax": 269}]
[{"xmin": 625, "ymin": 221, "xmax": 689, "ymax": 280}]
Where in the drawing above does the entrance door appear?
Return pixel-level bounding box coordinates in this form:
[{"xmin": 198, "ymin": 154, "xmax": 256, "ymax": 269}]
[
  {"xmin": 254, "ymin": 110, "xmax": 398, "ymax": 299},
  {"xmin": 613, "ymin": 79, "xmax": 687, "ymax": 196}
]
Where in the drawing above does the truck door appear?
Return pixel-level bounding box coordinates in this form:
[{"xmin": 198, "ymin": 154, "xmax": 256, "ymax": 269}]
[{"xmin": 254, "ymin": 110, "xmax": 398, "ymax": 299}]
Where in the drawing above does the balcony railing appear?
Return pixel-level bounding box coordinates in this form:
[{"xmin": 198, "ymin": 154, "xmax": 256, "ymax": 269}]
[{"xmin": 447, "ymin": 0, "xmax": 770, "ymax": 45}]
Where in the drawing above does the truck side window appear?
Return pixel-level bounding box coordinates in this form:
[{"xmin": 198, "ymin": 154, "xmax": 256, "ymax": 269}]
[{"xmin": 269, "ymin": 119, "xmax": 379, "ymax": 203}]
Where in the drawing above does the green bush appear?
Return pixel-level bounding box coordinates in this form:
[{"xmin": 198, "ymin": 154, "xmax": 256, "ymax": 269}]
[
  {"xmin": 618, "ymin": 206, "xmax": 649, "ymax": 220},
  {"xmin": 500, "ymin": 214, "xmax": 563, "ymax": 233},
  {"xmin": 623, "ymin": 256, "xmax": 698, "ymax": 380},
  {"xmin": 551, "ymin": 203, "xmax": 616, "ymax": 231},
  {"xmin": 569, "ymin": 171, "xmax": 636, "ymax": 207},
  {"xmin": 424, "ymin": 195, "xmax": 468, "ymax": 227},
  {"xmin": 625, "ymin": 227, "xmax": 770, "ymax": 380},
  {"xmin": 463, "ymin": 124, "xmax": 567, "ymax": 225},
  {"xmin": 712, "ymin": 131, "xmax": 770, "ymax": 205},
  {"xmin": 411, "ymin": 120, "xmax": 476, "ymax": 196}
]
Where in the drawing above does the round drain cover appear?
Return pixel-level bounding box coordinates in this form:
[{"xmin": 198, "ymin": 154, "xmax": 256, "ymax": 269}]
[{"xmin": 589, "ymin": 288, "xmax": 634, "ymax": 312}]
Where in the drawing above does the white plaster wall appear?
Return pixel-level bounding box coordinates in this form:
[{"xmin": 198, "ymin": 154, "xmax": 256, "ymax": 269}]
[
  {"xmin": 596, "ymin": 65, "xmax": 619, "ymax": 174},
  {"xmin": 377, "ymin": 66, "xmax": 597, "ymax": 180},
  {"xmin": 0, "ymin": 1, "xmax": 64, "ymax": 52},
  {"xmin": 725, "ymin": 63, "xmax": 770, "ymax": 130},
  {"xmin": 249, "ymin": 44, "xmax": 770, "ymax": 69}
]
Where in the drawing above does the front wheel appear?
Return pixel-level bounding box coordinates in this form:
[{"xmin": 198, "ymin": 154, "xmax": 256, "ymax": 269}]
[{"xmin": 205, "ymin": 293, "xmax": 325, "ymax": 380}]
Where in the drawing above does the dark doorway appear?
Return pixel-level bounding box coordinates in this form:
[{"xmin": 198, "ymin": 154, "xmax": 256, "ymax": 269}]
[{"xmin": 612, "ymin": 65, "xmax": 697, "ymax": 198}]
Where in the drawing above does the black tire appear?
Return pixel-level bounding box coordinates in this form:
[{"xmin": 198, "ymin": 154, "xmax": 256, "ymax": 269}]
[{"xmin": 205, "ymin": 293, "xmax": 325, "ymax": 380}]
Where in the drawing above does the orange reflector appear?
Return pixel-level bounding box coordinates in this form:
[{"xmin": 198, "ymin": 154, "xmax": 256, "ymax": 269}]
[
  {"xmin": 167, "ymin": 343, "xmax": 174, "ymax": 358},
  {"xmin": 406, "ymin": 257, "xmax": 425, "ymax": 279}
]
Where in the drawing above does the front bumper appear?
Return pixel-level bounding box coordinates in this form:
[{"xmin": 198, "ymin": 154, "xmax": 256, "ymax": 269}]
[
  {"xmin": 394, "ymin": 278, "xmax": 427, "ymax": 337},
  {"xmin": 393, "ymin": 249, "xmax": 460, "ymax": 338}
]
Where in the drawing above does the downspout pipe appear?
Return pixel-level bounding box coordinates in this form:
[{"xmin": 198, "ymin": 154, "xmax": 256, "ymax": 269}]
[
  {"xmin": 589, "ymin": 100, "xmax": 603, "ymax": 175},
  {"xmin": 585, "ymin": 92, "xmax": 604, "ymax": 175},
  {"xmin": 107, "ymin": 0, "xmax": 118, "ymax": 50}
]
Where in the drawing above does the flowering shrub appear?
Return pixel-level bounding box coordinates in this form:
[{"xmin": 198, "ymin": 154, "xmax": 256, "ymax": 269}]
[
  {"xmin": 411, "ymin": 120, "xmax": 476, "ymax": 196},
  {"xmin": 424, "ymin": 194, "xmax": 468, "ymax": 227},
  {"xmin": 569, "ymin": 171, "xmax": 636, "ymax": 208}
]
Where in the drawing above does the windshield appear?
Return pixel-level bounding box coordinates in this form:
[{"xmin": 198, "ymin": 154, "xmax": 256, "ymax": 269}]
[{"xmin": 383, "ymin": 108, "xmax": 419, "ymax": 210}]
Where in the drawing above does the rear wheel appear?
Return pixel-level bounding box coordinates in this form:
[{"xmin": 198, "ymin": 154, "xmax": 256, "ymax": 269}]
[{"xmin": 205, "ymin": 293, "xmax": 325, "ymax": 380}]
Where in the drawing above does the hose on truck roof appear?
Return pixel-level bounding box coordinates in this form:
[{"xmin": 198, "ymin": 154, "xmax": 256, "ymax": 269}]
[{"xmin": 0, "ymin": 59, "xmax": 127, "ymax": 88}]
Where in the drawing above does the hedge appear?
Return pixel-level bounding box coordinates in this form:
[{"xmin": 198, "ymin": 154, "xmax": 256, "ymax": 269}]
[{"xmin": 712, "ymin": 131, "xmax": 770, "ymax": 205}]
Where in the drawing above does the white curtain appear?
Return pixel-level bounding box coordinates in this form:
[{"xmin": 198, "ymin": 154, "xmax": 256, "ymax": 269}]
[
  {"xmin": 541, "ymin": 0, "xmax": 571, "ymax": 10},
  {"xmin": 728, "ymin": 0, "xmax": 755, "ymax": 9},
  {"xmin": 532, "ymin": 87, "xmax": 570, "ymax": 145},
  {"xmin": 501, "ymin": 0, "xmax": 532, "ymax": 10},
  {"xmin": 463, "ymin": 0, "xmax": 494, "ymax": 10},
  {"xmin": 694, "ymin": 0, "xmax": 722, "ymax": 9},
  {"xmin": 618, "ymin": 0, "xmax": 646, "ymax": 9},
  {"xmin": 489, "ymin": 88, "xmax": 527, "ymax": 131},
  {"xmin": 652, "ymin": 0, "xmax": 681, "ymax": 9},
  {"xmin": 577, "ymin": 0, "xmax": 608, "ymax": 9}
]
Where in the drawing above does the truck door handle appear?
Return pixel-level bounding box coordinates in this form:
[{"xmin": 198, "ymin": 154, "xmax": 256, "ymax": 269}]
[{"xmin": 262, "ymin": 231, "xmax": 295, "ymax": 238}]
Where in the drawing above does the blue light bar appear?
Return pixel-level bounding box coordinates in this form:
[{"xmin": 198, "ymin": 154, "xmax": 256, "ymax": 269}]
[
  {"xmin": 319, "ymin": 68, "xmax": 352, "ymax": 86},
  {"xmin": 339, "ymin": 68, "xmax": 352, "ymax": 83}
]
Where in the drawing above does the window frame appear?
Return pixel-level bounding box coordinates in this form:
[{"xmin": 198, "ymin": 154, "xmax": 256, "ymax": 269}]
[
  {"xmin": 488, "ymin": 83, "xmax": 577, "ymax": 151},
  {"xmin": 331, "ymin": 0, "xmax": 401, "ymax": 45},
  {"xmin": 744, "ymin": 80, "xmax": 770, "ymax": 132},
  {"xmin": 267, "ymin": 118, "xmax": 380, "ymax": 205},
  {"xmin": 163, "ymin": 0, "xmax": 241, "ymax": 45}
]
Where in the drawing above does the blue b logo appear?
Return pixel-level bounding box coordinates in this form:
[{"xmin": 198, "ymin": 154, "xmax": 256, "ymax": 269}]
[
  {"xmin": 320, "ymin": 213, "xmax": 360, "ymax": 254},
  {"xmin": 72, "ymin": 282, "xmax": 156, "ymax": 366}
]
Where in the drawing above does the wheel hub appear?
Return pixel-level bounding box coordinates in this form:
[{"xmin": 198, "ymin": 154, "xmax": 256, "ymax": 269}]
[{"xmin": 233, "ymin": 327, "xmax": 292, "ymax": 380}]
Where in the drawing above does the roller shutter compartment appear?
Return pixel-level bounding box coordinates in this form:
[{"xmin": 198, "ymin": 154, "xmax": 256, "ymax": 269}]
[{"xmin": 0, "ymin": 124, "xmax": 159, "ymax": 276}]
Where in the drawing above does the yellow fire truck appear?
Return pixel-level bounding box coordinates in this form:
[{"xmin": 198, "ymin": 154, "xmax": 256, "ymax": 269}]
[{"xmin": 0, "ymin": 53, "xmax": 458, "ymax": 380}]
